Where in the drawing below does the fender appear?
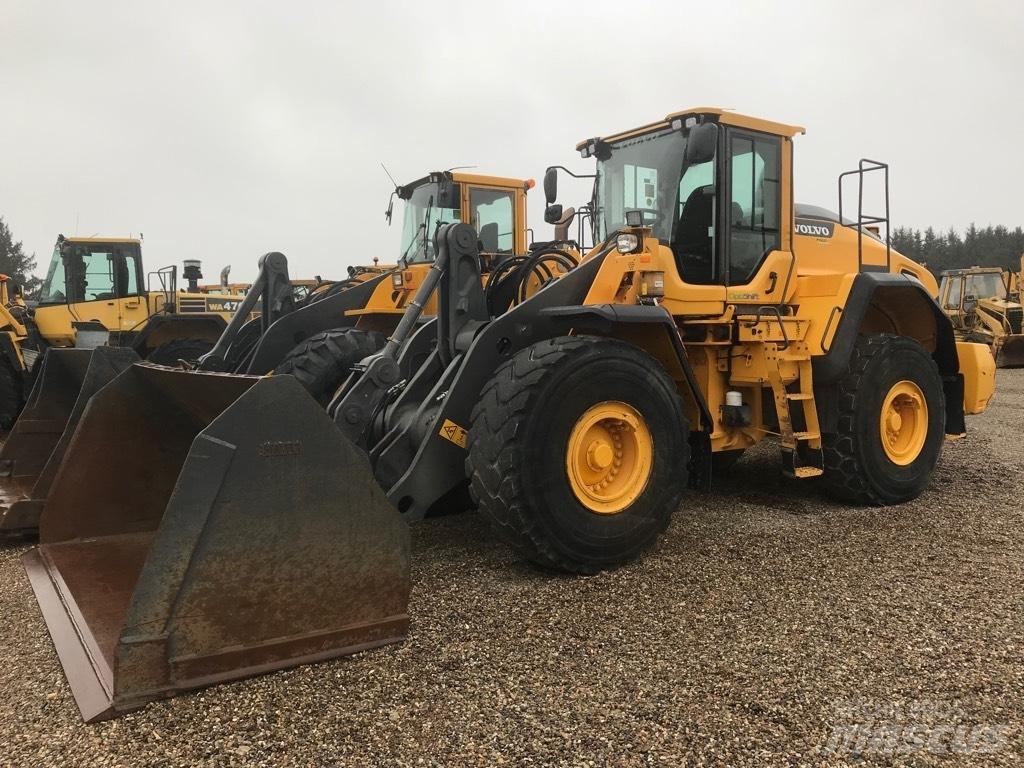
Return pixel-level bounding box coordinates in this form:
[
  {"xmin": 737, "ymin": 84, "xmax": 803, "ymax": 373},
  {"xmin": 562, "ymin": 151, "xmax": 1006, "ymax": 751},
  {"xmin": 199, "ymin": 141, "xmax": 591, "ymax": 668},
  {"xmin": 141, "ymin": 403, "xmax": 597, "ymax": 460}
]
[{"xmin": 812, "ymin": 272, "xmax": 965, "ymax": 435}]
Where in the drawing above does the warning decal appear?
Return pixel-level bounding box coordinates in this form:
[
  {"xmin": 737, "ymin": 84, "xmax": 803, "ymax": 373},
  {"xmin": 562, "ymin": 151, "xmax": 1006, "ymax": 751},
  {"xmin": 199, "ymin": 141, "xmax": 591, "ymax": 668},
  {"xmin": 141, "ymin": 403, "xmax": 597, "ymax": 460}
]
[{"xmin": 438, "ymin": 419, "xmax": 468, "ymax": 449}]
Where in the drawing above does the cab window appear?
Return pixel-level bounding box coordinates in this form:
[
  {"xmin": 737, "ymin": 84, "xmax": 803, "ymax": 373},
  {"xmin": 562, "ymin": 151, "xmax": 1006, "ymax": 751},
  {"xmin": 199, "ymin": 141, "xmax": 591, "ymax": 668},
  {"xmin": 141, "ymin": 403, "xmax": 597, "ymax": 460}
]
[
  {"xmin": 44, "ymin": 244, "xmax": 141, "ymax": 303},
  {"xmin": 728, "ymin": 133, "xmax": 781, "ymax": 285},
  {"xmin": 941, "ymin": 276, "xmax": 962, "ymax": 309},
  {"xmin": 470, "ymin": 188, "xmax": 515, "ymax": 254}
]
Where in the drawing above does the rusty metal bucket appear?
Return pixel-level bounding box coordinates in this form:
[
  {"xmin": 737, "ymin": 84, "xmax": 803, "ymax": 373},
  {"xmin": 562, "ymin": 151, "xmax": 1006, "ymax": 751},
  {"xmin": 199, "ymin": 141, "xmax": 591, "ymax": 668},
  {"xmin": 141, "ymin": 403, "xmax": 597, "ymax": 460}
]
[
  {"xmin": 24, "ymin": 363, "xmax": 410, "ymax": 721},
  {"xmin": 0, "ymin": 347, "xmax": 140, "ymax": 537},
  {"xmin": 996, "ymin": 334, "xmax": 1024, "ymax": 368}
]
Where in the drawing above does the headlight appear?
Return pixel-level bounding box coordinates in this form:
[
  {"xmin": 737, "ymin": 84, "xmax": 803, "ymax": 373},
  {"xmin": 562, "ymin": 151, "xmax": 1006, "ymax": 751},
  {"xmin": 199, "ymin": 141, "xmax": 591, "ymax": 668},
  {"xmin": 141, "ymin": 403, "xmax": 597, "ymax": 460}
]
[
  {"xmin": 391, "ymin": 272, "xmax": 404, "ymax": 288},
  {"xmin": 616, "ymin": 233, "xmax": 640, "ymax": 253}
]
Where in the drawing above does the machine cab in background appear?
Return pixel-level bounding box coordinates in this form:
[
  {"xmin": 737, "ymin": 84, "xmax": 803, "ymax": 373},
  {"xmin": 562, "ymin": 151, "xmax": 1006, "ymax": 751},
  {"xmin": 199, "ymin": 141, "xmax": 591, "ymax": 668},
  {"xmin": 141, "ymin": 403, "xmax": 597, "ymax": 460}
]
[
  {"xmin": 35, "ymin": 236, "xmax": 147, "ymax": 345},
  {"xmin": 574, "ymin": 109, "xmax": 804, "ymax": 316},
  {"xmin": 394, "ymin": 171, "xmax": 530, "ymax": 268}
]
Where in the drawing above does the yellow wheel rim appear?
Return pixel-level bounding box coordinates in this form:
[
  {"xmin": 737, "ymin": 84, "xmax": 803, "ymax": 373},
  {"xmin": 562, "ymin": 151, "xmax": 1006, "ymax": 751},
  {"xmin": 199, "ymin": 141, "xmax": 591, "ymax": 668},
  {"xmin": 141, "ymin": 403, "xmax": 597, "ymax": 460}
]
[
  {"xmin": 879, "ymin": 380, "xmax": 928, "ymax": 465},
  {"xmin": 566, "ymin": 401, "xmax": 653, "ymax": 515}
]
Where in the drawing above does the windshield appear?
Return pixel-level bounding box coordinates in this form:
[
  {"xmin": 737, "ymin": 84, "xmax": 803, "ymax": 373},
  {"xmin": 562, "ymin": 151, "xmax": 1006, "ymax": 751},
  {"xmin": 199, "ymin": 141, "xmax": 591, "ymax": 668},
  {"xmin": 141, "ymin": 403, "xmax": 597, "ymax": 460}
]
[
  {"xmin": 38, "ymin": 241, "xmax": 141, "ymax": 305},
  {"xmin": 399, "ymin": 183, "xmax": 461, "ymax": 263},
  {"xmin": 595, "ymin": 127, "xmax": 690, "ymax": 242},
  {"xmin": 39, "ymin": 246, "xmax": 65, "ymax": 304},
  {"xmin": 964, "ymin": 272, "xmax": 1006, "ymax": 300}
]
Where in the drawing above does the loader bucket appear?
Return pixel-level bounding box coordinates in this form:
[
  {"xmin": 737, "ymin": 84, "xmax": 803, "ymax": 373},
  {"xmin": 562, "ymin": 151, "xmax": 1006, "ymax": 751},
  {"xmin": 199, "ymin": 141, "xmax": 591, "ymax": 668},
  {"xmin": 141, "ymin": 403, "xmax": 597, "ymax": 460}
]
[
  {"xmin": 996, "ymin": 334, "xmax": 1024, "ymax": 368},
  {"xmin": 24, "ymin": 363, "xmax": 410, "ymax": 722},
  {"xmin": 0, "ymin": 346, "xmax": 140, "ymax": 538}
]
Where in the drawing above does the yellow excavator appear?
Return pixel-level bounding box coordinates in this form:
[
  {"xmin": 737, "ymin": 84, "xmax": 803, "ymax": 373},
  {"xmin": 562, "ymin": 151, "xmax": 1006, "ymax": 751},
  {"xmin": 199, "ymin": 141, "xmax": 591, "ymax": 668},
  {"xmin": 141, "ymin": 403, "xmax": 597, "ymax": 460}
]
[
  {"xmin": 22, "ymin": 109, "xmax": 994, "ymax": 722},
  {"xmin": 938, "ymin": 265, "xmax": 1024, "ymax": 367}
]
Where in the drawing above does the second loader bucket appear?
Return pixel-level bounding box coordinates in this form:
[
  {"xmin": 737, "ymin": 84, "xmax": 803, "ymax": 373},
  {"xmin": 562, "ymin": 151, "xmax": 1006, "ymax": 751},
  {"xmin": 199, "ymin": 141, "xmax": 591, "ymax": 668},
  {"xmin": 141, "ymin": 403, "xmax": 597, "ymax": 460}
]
[
  {"xmin": 0, "ymin": 346, "xmax": 140, "ymax": 537},
  {"xmin": 24, "ymin": 363, "xmax": 410, "ymax": 722},
  {"xmin": 996, "ymin": 334, "xmax": 1024, "ymax": 368}
]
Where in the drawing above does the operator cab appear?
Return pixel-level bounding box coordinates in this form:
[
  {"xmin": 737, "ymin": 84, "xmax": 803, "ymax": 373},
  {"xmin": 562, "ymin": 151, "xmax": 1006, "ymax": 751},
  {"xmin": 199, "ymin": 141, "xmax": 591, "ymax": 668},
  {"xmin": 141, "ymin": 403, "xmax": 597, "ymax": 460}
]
[
  {"xmin": 545, "ymin": 109, "xmax": 803, "ymax": 309},
  {"xmin": 392, "ymin": 171, "xmax": 527, "ymax": 268},
  {"xmin": 38, "ymin": 236, "xmax": 143, "ymax": 305},
  {"xmin": 585, "ymin": 110, "xmax": 798, "ymax": 288}
]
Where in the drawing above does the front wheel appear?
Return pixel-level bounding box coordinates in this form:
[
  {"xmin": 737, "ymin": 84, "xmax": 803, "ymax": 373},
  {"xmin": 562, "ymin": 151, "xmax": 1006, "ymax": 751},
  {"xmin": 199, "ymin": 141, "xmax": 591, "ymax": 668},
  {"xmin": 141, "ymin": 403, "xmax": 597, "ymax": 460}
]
[
  {"xmin": 820, "ymin": 334, "xmax": 945, "ymax": 505},
  {"xmin": 467, "ymin": 336, "xmax": 690, "ymax": 574}
]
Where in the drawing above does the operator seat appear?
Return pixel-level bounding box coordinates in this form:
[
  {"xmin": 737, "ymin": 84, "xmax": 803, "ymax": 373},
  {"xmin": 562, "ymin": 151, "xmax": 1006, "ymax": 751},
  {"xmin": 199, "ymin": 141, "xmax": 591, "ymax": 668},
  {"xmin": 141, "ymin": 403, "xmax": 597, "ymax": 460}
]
[
  {"xmin": 478, "ymin": 223, "xmax": 499, "ymax": 253},
  {"xmin": 674, "ymin": 187, "xmax": 714, "ymax": 284}
]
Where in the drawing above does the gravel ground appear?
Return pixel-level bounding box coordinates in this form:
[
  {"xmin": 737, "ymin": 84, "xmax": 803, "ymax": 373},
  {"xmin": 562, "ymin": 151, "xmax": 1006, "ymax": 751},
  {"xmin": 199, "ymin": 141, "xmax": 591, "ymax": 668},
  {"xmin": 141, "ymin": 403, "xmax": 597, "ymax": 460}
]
[{"xmin": 1, "ymin": 372, "xmax": 1022, "ymax": 767}]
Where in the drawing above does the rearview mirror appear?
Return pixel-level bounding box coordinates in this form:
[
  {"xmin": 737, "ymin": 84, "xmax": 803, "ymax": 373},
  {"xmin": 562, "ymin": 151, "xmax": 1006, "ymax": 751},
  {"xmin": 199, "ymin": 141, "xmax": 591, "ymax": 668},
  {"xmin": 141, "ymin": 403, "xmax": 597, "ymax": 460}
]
[
  {"xmin": 543, "ymin": 167, "xmax": 558, "ymax": 205},
  {"xmin": 436, "ymin": 180, "xmax": 461, "ymax": 209},
  {"xmin": 685, "ymin": 122, "xmax": 718, "ymax": 166}
]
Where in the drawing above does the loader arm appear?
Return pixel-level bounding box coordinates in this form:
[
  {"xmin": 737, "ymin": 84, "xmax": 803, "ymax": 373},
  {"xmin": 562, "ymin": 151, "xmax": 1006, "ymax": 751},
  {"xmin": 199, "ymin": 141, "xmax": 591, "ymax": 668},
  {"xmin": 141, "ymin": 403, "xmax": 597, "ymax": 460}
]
[{"xmin": 197, "ymin": 252, "xmax": 293, "ymax": 371}]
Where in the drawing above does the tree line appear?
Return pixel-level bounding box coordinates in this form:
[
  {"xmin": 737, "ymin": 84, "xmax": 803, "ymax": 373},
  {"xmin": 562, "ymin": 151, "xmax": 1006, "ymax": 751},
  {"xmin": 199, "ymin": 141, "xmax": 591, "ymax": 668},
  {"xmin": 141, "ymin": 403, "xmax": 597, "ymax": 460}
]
[
  {"xmin": 891, "ymin": 224, "xmax": 1024, "ymax": 276},
  {"xmin": 0, "ymin": 217, "xmax": 41, "ymax": 296}
]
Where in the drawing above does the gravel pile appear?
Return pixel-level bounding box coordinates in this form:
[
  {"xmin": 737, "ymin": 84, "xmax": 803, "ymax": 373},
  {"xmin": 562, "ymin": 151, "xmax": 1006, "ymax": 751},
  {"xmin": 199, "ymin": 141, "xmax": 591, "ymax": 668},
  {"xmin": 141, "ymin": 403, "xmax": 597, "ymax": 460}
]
[{"xmin": 1, "ymin": 372, "xmax": 1021, "ymax": 766}]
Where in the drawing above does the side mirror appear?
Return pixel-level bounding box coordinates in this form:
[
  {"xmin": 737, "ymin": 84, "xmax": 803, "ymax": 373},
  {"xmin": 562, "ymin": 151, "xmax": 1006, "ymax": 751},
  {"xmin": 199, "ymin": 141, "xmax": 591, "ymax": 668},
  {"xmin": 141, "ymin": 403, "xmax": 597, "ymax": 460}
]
[
  {"xmin": 544, "ymin": 204, "xmax": 563, "ymax": 225},
  {"xmin": 685, "ymin": 122, "xmax": 718, "ymax": 166},
  {"xmin": 543, "ymin": 167, "xmax": 558, "ymax": 205}
]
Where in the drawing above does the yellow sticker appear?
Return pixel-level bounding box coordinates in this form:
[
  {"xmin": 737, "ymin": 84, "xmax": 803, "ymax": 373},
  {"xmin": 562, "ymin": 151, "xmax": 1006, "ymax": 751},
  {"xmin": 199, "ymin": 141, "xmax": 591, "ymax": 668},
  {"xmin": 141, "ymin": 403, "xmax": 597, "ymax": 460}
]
[{"xmin": 439, "ymin": 418, "xmax": 468, "ymax": 448}]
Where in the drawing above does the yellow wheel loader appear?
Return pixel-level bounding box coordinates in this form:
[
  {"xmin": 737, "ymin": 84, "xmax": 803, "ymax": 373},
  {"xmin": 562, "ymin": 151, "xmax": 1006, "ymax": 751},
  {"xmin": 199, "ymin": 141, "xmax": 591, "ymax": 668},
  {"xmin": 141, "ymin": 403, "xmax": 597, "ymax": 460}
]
[
  {"xmin": 938, "ymin": 266, "xmax": 1024, "ymax": 367},
  {"xmin": 23, "ymin": 108, "xmax": 994, "ymax": 722},
  {"xmin": 0, "ymin": 171, "xmax": 568, "ymax": 539}
]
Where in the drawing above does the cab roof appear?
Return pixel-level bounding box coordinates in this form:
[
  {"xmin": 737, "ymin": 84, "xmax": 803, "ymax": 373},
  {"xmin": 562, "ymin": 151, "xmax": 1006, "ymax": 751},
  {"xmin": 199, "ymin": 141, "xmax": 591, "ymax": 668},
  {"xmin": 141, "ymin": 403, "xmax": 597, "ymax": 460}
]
[
  {"xmin": 576, "ymin": 108, "xmax": 806, "ymax": 151},
  {"xmin": 396, "ymin": 171, "xmax": 532, "ymax": 199},
  {"xmin": 59, "ymin": 235, "xmax": 141, "ymax": 246}
]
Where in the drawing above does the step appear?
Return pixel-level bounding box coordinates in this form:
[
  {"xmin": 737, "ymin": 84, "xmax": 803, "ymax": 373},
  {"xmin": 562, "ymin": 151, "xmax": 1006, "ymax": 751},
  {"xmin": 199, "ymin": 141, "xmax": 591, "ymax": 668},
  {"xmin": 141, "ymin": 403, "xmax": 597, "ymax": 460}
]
[
  {"xmin": 792, "ymin": 431, "xmax": 821, "ymax": 441},
  {"xmin": 785, "ymin": 393, "xmax": 813, "ymax": 401}
]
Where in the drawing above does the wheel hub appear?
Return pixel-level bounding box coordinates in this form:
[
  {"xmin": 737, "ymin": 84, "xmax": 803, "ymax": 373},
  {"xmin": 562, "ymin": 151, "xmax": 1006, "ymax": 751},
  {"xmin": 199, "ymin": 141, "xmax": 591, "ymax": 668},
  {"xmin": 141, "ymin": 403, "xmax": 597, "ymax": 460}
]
[
  {"xmin": 879, "ymin": 380, "xmax": 928, "ymax": 466},
  {"xmin": 566, "ymin": 401, "xmax": 653, "ymax": 515}
]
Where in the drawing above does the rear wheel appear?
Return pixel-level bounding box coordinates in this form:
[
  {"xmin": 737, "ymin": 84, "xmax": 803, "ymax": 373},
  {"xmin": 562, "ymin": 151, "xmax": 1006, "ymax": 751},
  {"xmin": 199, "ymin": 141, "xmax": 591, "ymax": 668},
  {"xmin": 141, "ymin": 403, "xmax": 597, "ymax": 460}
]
[
  {"xmin": 467, "ymin": 336, "xmax": 690, "ymax": 574},
  {"xmin": 146, "ymin": 338, "xmax": 215, "ymax": 366},
  {"xmin": 275, "ymin": 328, "xmax": 386, "ymax": 406},
  {"xmin": 820, "ymin": 334, "xmax": 945, "ymax": 504}
]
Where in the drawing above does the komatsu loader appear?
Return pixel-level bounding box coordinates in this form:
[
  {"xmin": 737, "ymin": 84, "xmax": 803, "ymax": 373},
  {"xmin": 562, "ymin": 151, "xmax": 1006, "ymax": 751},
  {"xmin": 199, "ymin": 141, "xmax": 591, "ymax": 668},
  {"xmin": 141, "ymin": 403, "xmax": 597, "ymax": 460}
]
[
  {"xmin": 23, "ymin": 109, "xmax": 993, "ymax": 722},
  {"xmin": 939, "ymin": 265, "xmax": 1024, "ymax": 367},
  {"xmin": 0, "ymin": 171, "xmax": 552, "ymax": 539}
]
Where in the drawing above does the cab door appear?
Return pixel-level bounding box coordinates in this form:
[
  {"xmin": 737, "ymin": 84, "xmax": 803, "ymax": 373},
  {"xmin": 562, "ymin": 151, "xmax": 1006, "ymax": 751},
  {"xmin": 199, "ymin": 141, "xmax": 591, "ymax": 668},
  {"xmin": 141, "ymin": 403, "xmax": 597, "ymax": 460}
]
[
  {"xmin": 61, "ymin": 243, "xmax": 148, "ymax": 341},
  {"xmin": 113, "ymin": 247, "xmax": 150, "ymax": 335},
  {"xmin": 718, "ymin": 128, "xmax": 793, "ymax": 307},
  {"xmin": 465, "ymin": 184, "xmax": 519, "ymax": 259}
]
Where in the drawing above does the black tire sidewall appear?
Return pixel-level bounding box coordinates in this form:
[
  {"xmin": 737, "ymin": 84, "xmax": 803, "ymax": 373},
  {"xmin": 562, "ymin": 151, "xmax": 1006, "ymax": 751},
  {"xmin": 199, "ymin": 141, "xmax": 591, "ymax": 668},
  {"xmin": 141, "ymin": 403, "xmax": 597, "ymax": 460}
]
[
  {"xmin": 147, "ymin": 338, "xmax": 214, "ymax": 365},
  {"xmin": 851, "ymin": 338, "xmax": 945, "ymax": 501},
  {"xmin": 516, "ymin": 342, "xmax": 688, "ymax": 569}
]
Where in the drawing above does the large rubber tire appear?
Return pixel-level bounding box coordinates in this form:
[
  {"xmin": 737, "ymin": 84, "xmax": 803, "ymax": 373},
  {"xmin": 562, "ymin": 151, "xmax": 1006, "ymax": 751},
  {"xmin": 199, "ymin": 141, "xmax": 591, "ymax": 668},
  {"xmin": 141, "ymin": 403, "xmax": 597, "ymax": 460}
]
[
  {"xmin": 146, "ymin": 338, "xmax": 215, "ymax": 366},
  {"xmin": 274, "ymin": 328, "xmax": 386, "ymax": 406},
  {"xmin": 0, "ymin": 357, "xmax": 24, "ymax": 430},
  {"xmin": 820, "ymin": 334, "xmax": 945, "ymax": 505},
  {"xmin": 467, "ymin": 336, "xmax": 690, "ymax": 574}
]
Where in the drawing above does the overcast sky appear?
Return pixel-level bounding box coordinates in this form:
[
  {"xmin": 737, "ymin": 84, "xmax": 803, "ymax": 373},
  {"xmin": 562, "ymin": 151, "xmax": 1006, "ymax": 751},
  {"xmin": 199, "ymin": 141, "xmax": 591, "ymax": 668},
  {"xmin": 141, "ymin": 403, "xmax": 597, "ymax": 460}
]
[{"xmin": 2, "ymin": 0, "xmax": 1021, "ymax": 283}]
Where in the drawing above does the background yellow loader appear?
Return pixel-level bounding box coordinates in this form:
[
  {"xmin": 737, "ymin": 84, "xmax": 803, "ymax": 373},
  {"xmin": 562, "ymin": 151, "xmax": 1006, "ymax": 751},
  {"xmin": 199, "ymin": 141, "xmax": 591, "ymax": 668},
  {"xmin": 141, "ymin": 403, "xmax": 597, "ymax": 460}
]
[
  {"xmin": 20, "ymin": 108, "xmax": 994, "ymax": 722},
  {"xmin": 938, "ymin": 265, "xmax": 1024, "ymax": 367},
  {"xmin": 0, "ymin": 170, "xmax": 572, "ymax": 539}
]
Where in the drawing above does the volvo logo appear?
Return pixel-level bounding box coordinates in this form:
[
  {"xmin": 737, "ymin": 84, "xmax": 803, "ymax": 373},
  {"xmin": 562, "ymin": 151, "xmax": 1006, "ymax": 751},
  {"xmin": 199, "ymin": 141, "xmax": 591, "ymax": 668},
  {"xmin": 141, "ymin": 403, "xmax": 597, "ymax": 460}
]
[{"xmin": 795, "ymin": 219, "xmax": 834, "ymax": 238}]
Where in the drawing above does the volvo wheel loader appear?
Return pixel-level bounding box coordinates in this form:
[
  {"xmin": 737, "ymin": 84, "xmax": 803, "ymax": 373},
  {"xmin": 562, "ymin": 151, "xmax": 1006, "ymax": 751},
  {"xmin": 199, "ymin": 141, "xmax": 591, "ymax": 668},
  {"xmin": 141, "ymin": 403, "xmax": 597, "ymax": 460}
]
[
  {"xmin": 23, "ymin": 108, "xmax": 994, "ymax": 722},
  {"xmin": 938, "ymin": 265, "xmax": 1024, "ymax": 367},
  {"xmin": 0, "ymin": 171, "xmax": 565, "ymax": 540}
]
